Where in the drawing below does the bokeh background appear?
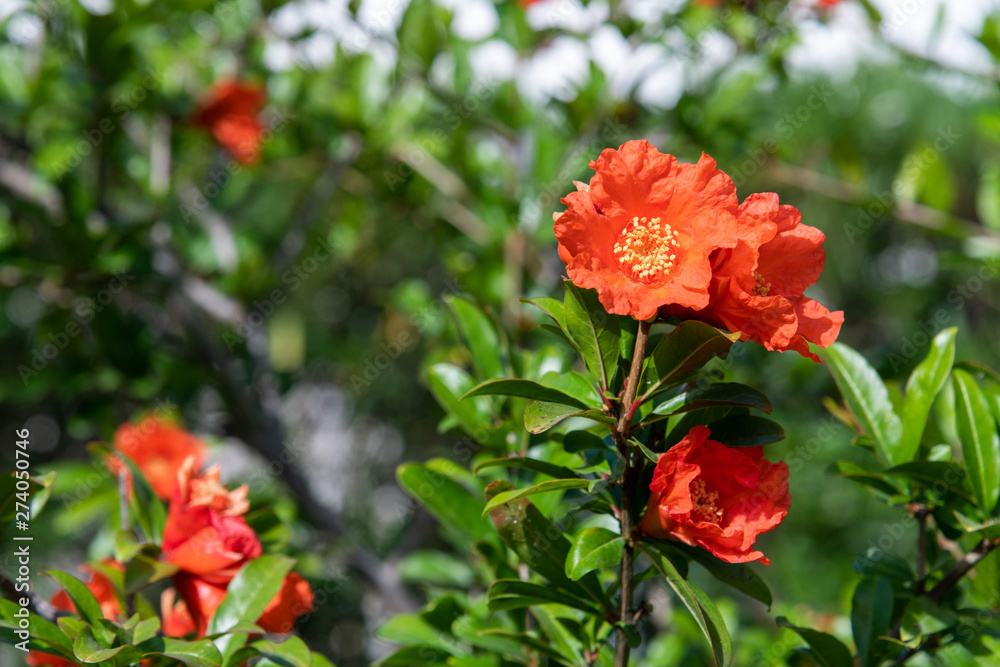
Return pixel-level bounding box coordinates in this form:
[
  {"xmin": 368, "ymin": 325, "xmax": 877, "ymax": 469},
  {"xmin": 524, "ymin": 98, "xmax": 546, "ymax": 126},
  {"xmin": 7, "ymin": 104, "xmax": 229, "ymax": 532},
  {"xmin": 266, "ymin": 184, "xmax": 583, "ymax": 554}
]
[{"xmin": 1, "ymin": 0, "xmax": 999, "ymax": 664}]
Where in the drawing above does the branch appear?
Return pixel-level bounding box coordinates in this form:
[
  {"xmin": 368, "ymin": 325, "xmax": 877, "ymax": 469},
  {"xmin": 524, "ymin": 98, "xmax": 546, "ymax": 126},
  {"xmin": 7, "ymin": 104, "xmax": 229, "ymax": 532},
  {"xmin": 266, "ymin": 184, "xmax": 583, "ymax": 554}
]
[{"xmin": 927, "ymin": 537, "xmax": 999, "ymax": 605}]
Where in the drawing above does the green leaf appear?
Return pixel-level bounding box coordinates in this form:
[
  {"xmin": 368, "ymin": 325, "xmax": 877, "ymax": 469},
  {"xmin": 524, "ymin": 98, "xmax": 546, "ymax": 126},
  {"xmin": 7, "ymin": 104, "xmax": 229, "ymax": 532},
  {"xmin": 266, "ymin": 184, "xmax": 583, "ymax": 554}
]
[
  {"xmin": 0, "ymin": 599, "xmax": 74, "ymax": 656},
  {"xmin": 124, "ymin": 553, "xmax": 179, "ymax": 594},
  {"xmin": 689, "ymin": 583, "xmax": 732, "ymax": 667},
  {"xmin": 462, "ymin": 379, "xmax": 587, "ymax": 408},
  {"xmin": 523, "ymin": 400, "xmax": 614, "ymax": 434},
  {"xmin": 952, "ymin": 370, "xmax": 1000, "ymax": 515},
  {"xmin": 137, "ymin": 637, "xmax": 224, "ymax": 667},
  {"xmin": 651, "ymin": 382, "xmax": 772, "ymax": 418},
  {"xmin": 446, "ymin": 296, "xmax": 504, "ymax": 381},
  {"xmin": 563, "ymin": 281, "xmax": 620, "ymax": 389},
  {"xmin": 485, "ymin": 481, "xmax": 609, "ymax": 610},
  {"xmin": 883, "ymin": 461, "xmax": 971, "ymax": 500},
  {"xmin": 851, "ymin": 576, "xmax": 894, "ymax": 667},
  {"xmin": 397, "ymin": 464, "xmax": 494, "ymax": 543},
  {"xmin": 426, "ymin": 363, "xmax": 494, "ymax": 436},
  {"xmin": 251, "ymin": 636, "xmax": 312, "ymax": 667},
  {"xmin": 399, "ymin": 551, "xmax": 475, "ymax": 588},
  {"xmin": 776, "ymin": 617, "xmax": 854, "ymax": 667},
  {"xmin": 640, "ymin": 545, "xmax": 730, "ymax": 666},
  {"xmin": 73, "ymin": 625, "xmax": 142, "ymax": 664},
  {"xmin": 131, "ymin": 617, "xmax": 161, "ymax": 645},
  {"xmin": 475, "ymin": 630, "xmax": 567, "ymax": 662},
  {"xmin": 661, "ymin": 542, "xmax": 772, "ymax": 608},
  {"xmin": 309, "ymin": 652, "xmax": 337, "ymax": 667},
  {"xmin": 638, "ymin": 321, "xmax": 739, "ymax": 402},
  {"xmin": 853, "ymin": 548, "xmax": 915, "ymax": 581},
  {"xmin": 473, "ymin": 457, "xmax": 579, "ymax": 480},
  {"xmin": 521, "ymin": 297, "xmax": 578, "ymax": 351},
  {"xmin": 704, "ymin": 415, "xmax": 785, "ymax": 447},
  {"xmin": 207, "ymin": 555, "xmax": 295, "ymax": 636},
  {"xmin": 563, "ymin": 431, "xmax": 609, "ymax": 453},
  {"xmin": 378, "ymin": 646, "xmax": 451, "ymax": 666},
  {"xmin": 486, "ymin": 579, "xmax": 600, "ymax": 614},
  {"xmin": 540, "ymin": 370, "xmax": 603, "ymax": 406},
  {"xmin": 481, "ymin": 479, "xmax": 590, "ymax": 518},
  {"xmin": 822, "ymin": 342, "xmax": 902, "ymax": 465},
  {"xmin": 831, "ymin": 461, "xmax": 903, "ymax": 496},
  {"xmin": 896, "ymin": 328, "xmax": 957, "ymax": 463},
  {"xmin": 375, "ymin": 613, "xmax": 462, "ymax": 655},
  {"xmin": 44, "ymin": 570, "xmax": 107, "ymax": 626},
  {"xmin": 530, "ymin": 605, "xmax": 586, "ymax": 665},
  {"xmin": 565, "ymin": 527, "xmax": 625, "ymax": 581}
]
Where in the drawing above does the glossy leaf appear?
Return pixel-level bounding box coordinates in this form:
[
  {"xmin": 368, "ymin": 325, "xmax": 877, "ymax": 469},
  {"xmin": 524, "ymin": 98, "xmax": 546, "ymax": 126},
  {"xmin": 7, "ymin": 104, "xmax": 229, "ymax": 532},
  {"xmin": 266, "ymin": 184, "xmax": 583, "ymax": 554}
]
[
  {"xmin": 640, "ymin": 545, "xmax": 730, "ymax": 666},
  {"xmin": 426, "ymin": 363, "xmax": 493, "ymax": 435},
  {"xmin": 125, "ymin": 553, "xmax": 179, "ymax": 594},
  {"xmin": 137, "ymin": 637, "xmax": 224, "ymax": 667},
  {"xmin": 251, "ymin": 636, "xmax": 312, "ymax": 667},
  {"xmin": 651, "ymin": 382, "xmax": 772, "ymax": 418},
  {"xmin": 565, "ymin": 527, "xmax": 625, "ymax": 581},
  {"xmin": 0, "ymin": 599, "xmax": 74, "ymax": 658},
  {"xmin": 485, "ymin": 480, "xmax": 609, "ymax": 610},
  {"xmin": 74, "ymin": 625, "xmax": 142, "ymax": 664},
  {"xmin": 473, "ymin": 457, "xmax": 579, "ymax": 480},
  {"xmin": 776, "ymin": 617, "xmax": 853, "ymax": 667},
  {"xmin": 952, "ymin": 370, "xmax": 1000, "ymax": 515},
  {"xmin": 638, "ymin": 321, "xmax": 740, "ymax": 402},
  {"xmin": 662, "ymin": 542, "xmax": 772, "ymax": 608},
  {"xmin": 896, "ymin": 328, "xmax": 957, "ymax": 463},
  {"xmin": 832, "ymin": 461, "xmax": 903, "ymax": 497},
  {"xmin": 462, "ymin": 378, "xmax": 587, "ymax": 408},
  {"xmin": 481, "ymin": 478, "xmax": 590, "ymax": 518},
  {"xmin": 397, "ymin": 463, "xmax": 494, "ymax": 543},
  {"xmin": 486, "ymin": 579, "xmax": 601, "ymax": 614},
  {"xmin": 883, "ymin": 461, "xmax": 971, "ymax": 500},
  {"xmin": 851, "ymin": 576, "xmax": 894, "ymax": 667},
  {"xmin": 445, "ymin": 295, "xmax": 504, "ymax": 381},
  {"xmin": 563, "ymin": 281, "xmax": 620, "ymax": 389},
  {"xmin": 823, "ymin": 342, "xmax": 902, "ymax": 464},
  {"xmin": 705, "ymin": 415, "xmax": 785, "ymax": 448},
  {"xmin": 207, "ymin": 555, "xmax": 295, "ymax": 636},
  {"xmin": 44, "ymin": 570, "xmax": 106, "ymax": 627},
  {"xmin": 523, "ymin": 400, "xmax": 614, "ymax": 434}
]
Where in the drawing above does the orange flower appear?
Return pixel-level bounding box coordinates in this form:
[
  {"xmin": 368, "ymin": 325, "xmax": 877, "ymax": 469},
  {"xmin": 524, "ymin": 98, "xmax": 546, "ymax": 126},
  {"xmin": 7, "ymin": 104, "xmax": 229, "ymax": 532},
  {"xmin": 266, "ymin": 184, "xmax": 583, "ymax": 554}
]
[
  {"xmin": 257, "ymin": 572, "xmax": 315, "ymax": 633},
  {"xmin": 161, "ymin": 587, "xmax": 198, "ymax": 638},
  {"xmin": 662, "ymin": 192, "xmax": 842, "ymax": 361},
  {"xmin": 108, "ymin": 415, "xmax": 207, "ymax": 499},
  {"xmin": 161, "ymin": 459, "xmax": 261, "ymax": 580},
  {"xmin": 27, "ymin": 562, "xmax": 123, "ymax": 667},
  {"xmin": 554, "ymin": 141, "xmax": 740, "ymax": 319},
  {"xmin": 170, "ymin": 571, "xmax": 313, "ymax": 637},
  {"xmin": 640, "ymin": 426, "xmax": 790, "ymax": 565},
  {"xmin": 194, "ymin": 81, "xmax": 266, "ymax": 164}
]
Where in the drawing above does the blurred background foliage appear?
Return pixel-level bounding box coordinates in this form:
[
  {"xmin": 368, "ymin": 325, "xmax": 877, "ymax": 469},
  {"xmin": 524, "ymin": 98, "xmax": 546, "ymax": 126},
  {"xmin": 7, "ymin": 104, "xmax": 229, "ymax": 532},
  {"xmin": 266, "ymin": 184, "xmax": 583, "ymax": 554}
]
[{"xmin": 1, "ymin": 0, "xmax": 999, "ymax": 663}]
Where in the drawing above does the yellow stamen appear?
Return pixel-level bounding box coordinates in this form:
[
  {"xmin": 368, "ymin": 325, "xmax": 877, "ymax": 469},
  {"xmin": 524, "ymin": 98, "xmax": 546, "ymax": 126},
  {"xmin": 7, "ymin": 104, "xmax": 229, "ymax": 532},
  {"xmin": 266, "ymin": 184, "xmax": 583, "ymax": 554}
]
[
  {"xmin": 753, "ymin": 271, "xmax": 771, "ymax": 297},
  {"xmin": 613, "ymin": 216, "xmax": 680, "ymax": 284},
  {"xmin": 689, "ymin": 479, "xmax": 723, "ymax": 524}
]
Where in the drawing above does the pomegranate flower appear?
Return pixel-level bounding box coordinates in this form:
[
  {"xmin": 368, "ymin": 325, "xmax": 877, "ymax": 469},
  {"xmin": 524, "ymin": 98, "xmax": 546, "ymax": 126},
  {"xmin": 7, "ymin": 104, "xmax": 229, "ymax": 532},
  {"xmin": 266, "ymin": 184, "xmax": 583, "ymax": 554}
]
[
  {"xmin": 194, "ymin": 80, "xmax": 266, "ymax": 165},
  {"xmin": 161, "ymin": 459, "xmax": 261, "ymax": 580},
  {"xmin": 640, "ymin": 426, "xmax": 790, "ymax": 565},
  {"xmin": 108, "ymin": 415, "xmax": 207, "ymax": 499},
  {"xmin": 554, "ymin": 140, "xmax": 741, "ymax": 320}
]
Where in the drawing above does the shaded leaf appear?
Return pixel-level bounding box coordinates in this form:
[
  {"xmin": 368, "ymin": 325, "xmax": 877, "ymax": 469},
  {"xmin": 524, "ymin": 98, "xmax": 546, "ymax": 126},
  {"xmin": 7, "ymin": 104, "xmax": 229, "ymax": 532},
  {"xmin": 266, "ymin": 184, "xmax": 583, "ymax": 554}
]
[
  {"xmin": 565, "ymin": 527, "xmax": 625, "ymax": 581},
  {"xmin": 952, "ymin": 370, "xmax": 1000, "ymax": 515},
  {"xmin": 462, "ymin": 379, "xmax": 587, "ymax": 408},
  {"xmin": 776, "ymin": 617, "xmax": 854, "ymax": 667},
  {"xmin": 523, "ymin": 400, "xmax": 614, "ymax": 434},
  {"xmin": 896, "ymin": 328, "xmax": 957, "ymax": 463}
]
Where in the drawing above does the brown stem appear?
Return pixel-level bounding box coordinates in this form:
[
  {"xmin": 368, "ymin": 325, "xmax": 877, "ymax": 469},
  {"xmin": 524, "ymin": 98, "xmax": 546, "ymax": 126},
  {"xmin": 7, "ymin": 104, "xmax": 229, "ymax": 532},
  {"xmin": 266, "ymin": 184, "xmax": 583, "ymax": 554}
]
[
  {"xmin": 927, "ymin": 538, "xmax": 999, "ymax": 605},
  {"xmin": 614, "ymin": 319, "xmax": 651, "ymax": 667}
]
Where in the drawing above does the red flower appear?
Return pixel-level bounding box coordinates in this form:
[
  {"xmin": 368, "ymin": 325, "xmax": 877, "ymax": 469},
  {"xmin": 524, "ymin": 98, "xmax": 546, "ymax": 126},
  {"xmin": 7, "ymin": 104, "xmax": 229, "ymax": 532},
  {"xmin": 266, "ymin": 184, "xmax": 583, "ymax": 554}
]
[
  {"xmin": 554, "ymin": 140, "xmax": 740, "ymax": 320},
  {"xmin": 640, "ymin": 426, "xmax": 790, "ymax": 565},
  {"xmin": 662, "ymin": 192, "xmax": 842, "ymax": 361},
  {"xmin": 162, "ymin": 459, "xmax": 261, "ymax": 580},
  {"xmin": 257, "ymin": 572, "xmax": 315, "ymax": 633},
  {"xmin": 194, "ymin": 81, "xmax": 266, "ymax": 164},
  {"xmin": 27, "ymin": 562, "xmax": 123, "ymax": 667},
  {"xmin": 108, "ymin": 415, "xmax": 207, "ymax": 500},
  {"xmin": 161, "ymin": 587, "xmax": 199, "ymax": 638},
  {"xmin": 170, "ymin": 571, "xmax": 313, "ymax": 637}
]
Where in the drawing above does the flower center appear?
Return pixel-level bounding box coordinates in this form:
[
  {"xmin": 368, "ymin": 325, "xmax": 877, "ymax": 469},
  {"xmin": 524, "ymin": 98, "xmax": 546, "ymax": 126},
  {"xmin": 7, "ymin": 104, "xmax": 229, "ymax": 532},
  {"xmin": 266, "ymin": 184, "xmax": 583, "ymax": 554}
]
[
  {"xmin": 753, "ymin": 271, "xmax": 772, "ymax": 297},
  {"xmin": 188, "ymin": 465, "xmax": 250, "ymax": 516},
  {"xmin": 689, "ymin": 479, "xmax": 723, "ymax": 524},
  {"xmin": 613, "ymin": 216, "xmax": 680, "ymax": 283}
]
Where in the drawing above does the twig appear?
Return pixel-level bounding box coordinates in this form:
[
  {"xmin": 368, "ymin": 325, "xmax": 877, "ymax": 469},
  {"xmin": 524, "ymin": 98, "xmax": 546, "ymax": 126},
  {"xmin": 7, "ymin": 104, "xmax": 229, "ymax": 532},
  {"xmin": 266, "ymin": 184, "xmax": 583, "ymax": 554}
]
[
  {"xmin": 927, "ymin": 538, "xmax": 999, "ymax": 605},
  {"xmin": 614, "ymin": 319, "xmax": 651, "ymax": 667}
]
